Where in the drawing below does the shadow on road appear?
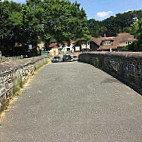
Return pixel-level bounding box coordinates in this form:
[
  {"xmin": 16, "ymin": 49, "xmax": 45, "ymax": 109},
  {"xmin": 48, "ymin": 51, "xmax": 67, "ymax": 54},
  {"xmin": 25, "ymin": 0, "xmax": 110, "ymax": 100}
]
[{"xmin": 103, "ymin": 70, "xmax": 142, "ymax": 96}]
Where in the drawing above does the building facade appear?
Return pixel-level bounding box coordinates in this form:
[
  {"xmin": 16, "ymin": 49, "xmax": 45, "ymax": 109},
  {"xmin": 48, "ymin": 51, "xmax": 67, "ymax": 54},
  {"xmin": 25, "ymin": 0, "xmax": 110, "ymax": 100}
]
[{"xmin": 90, "ymin": 33, "xmax": 137, "ymax": 51}]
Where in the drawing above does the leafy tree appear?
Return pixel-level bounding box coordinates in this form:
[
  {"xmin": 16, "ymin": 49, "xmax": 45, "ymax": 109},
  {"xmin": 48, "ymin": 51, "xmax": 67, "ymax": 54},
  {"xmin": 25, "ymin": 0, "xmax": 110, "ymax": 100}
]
[
  {"xmin": 0, "ymin": 0, "xmax": 23, "ymax": 56},
  {"xmin": 40, "ymin": 0, "xmax": 90, "ymax": 46},
  {"xmin": 128, "ymin": 18, "xmax": 142, "ymax": 51},
  {"xmin": 87, "ymin": 10, "xmax": 142, "ymax": 37},
  {"xmin": 87, "ymin": 19, "xmax": 106, "ymax": 37},
  {"xmin": 0, "ymin": 0, "xmax": 90, "ymax": 56}
]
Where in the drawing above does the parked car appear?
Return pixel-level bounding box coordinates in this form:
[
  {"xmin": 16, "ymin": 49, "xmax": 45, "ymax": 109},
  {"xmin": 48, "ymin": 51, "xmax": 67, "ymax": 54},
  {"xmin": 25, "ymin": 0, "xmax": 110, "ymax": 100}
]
[
  {"xmin": 51, "ymin": 56, "xmax": 63, "ymax": 63},
  {"xmin": 63, "ymin": 54, "xmax": 72, "ymax": 62},
  {"xmin": 72, "ymin": 55, "xmax": 78, "ymax": 61}
]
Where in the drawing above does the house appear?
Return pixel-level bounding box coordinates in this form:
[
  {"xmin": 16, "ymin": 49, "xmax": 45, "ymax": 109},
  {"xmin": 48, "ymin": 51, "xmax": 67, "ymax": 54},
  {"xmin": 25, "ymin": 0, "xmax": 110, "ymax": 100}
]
[
  {"xmin": 59, "ymin": 42, "xmax": 75, "ymax": 54},
  {"xmin": 98, "ymin": 37, "xmax": 118, "ymax": 51},
  {"xmin": 58, "ymin": 39, "xmax": 91, "ymax": 55},
  {"xmin": 47, "ymin": 33, "xmax": 136, "ymax": 56},
  {"xmin": 90, "ymin": 37, "xmax": 101, "ymax": 51},
  {"xmin": 49, "ymin": 43, "xmax": 59, "ymax": 57},
  {"xmin": 57, "ymin": 40, "xmax": 90, "ymax": 55},
  {"xmin": 115, "ymin": 33, "xmax": 137, "ymax": 51},
  {"xmin": 38, "ymin": 42, "xmax": 59, "ymax": 57},
  {"xmin": 90, "ymin": 33, "xmax": 137, "ymax": 51},
  {"xmin": 73, "ymin": 39, "xmax": 90, "ymax": 52}
]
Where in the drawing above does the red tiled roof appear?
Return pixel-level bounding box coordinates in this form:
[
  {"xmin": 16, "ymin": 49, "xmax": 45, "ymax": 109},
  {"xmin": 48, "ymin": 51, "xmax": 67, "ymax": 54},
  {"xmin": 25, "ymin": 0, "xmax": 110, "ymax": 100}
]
[
  {"xmin": 91, "ymin": 37, "xmax": 102, "ymax": 46},
  {"xmin": 91, "ymin": 33, "xmax": 137, "ymax": 51},
  {"xmin": 101, "ymin": 37, "xmax": 115, "ymax": 41},
  {"xmin": 49, "ymin": 43, "xmax": 57, "ymax": 48},
  {"xmin": 98, "ymin": 40, "xmax": 119, "ymax": 50},
  {"xmin": 91, "ymin": 37, "xmax": 116, "ymax": 46},
  {"xmin": 116, "ymin": 33, "xmax": 137, "ymax": 42}
]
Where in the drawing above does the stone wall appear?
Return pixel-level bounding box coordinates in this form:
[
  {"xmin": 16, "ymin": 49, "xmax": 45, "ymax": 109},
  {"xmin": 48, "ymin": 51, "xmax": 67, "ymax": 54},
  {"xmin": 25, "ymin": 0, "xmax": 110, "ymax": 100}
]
[
  {"xmin": 0, "ymin": 56, "xmax": 50, "ymax": 111},
  {"xmin": 0, "ymin": 56, "xmax": 24, "ymax": 63},
  {"xmin": 79, "ymin": 52, "xmax": 142, "ymax": 92}
]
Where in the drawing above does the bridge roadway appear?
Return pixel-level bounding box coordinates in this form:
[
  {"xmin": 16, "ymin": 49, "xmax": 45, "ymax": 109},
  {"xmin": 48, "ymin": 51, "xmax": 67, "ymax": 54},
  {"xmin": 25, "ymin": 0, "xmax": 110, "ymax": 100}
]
[{"xmin": 0, "ymin": 62, "xmax": 142, "ymax": 142}]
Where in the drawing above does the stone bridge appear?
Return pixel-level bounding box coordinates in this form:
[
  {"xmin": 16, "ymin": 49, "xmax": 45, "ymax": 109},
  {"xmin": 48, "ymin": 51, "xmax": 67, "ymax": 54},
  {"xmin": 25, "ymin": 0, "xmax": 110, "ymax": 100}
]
[{"xmin": 0, "ymin": 54, "xmax": 142, "ymax": 142}]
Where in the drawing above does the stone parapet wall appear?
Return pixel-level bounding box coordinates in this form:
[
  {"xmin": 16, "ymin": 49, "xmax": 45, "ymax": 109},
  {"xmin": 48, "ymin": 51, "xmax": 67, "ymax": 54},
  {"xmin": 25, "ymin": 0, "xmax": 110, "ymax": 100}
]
[
  {"xmin": 0, "ymin": 56, "xmax": 50, "ymax": 111},
  {"xmin": 79, "ymin": 52, "xmax": 142, "ymax": 92},
  {"xmin": 0, "ymin": 56, "xmax": 24, "ymax": 63}
]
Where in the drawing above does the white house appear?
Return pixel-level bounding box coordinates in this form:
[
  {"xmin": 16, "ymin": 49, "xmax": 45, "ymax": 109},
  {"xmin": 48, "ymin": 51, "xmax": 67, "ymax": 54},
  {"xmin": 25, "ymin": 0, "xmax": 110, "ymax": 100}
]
[
  {"xmin": 58, "ymin": 39, "xmax": 91, "ymax": 54},
  {"xmin": 73, "ymin": 40, "xmax": 90, "ymax": 52},
  {"xmin": 59, "ymin": 42, "xmax": 75, "ymax": 54}
]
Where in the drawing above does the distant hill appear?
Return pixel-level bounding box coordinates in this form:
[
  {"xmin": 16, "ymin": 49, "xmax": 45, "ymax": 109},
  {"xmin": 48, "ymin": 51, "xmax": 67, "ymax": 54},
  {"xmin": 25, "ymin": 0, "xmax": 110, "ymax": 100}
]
[{"xmin": 87, "ymin": 10, "xmax": 142, "ymax": 37}]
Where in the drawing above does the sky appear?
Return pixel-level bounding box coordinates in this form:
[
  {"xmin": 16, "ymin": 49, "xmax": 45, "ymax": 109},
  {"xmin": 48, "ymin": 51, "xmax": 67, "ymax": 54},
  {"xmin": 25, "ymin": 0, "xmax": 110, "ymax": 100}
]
[{"xmin": 3, "ymin": 0, "xmax": 142, "ymax": 20}]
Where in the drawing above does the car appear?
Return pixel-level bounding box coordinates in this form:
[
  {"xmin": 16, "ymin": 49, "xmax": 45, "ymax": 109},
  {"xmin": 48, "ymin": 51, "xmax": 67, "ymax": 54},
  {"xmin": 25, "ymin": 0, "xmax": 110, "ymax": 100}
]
[
  {"xmin": 72, "ymin": 55, "xmax": 78, "ymax": 61},
  {"xmin": 63, "ymin": 54, "xmax": 72, "ymax": 62},
  {"xmin": 51, "ymin": 56, "xmax": 63, "ymax": 63}
]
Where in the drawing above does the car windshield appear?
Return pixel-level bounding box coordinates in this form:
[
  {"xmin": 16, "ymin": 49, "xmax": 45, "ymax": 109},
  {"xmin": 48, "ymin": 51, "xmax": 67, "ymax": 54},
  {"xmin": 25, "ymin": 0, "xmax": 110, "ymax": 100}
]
[
  {"xmin": 73, "ymin": 56, "xmax": 77, "ymax": 58},
  {"xmin": 54, "ymin": 57, "xmax": 60, "ymax": 59},
  {"xmin": 64, "ymin": 55, "xmax": 71, "ymax": 58}
]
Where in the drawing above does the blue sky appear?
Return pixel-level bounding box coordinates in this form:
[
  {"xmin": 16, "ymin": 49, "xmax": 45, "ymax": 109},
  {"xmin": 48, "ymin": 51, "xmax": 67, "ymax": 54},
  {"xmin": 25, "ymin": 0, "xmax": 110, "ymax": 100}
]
[
  {"xmin": 4, "ymin": 0, "xmax": 142, "ymax": 20},
  {"xmin": 71, "ymin": 0, "xmax": 142, "ymax": 20}
]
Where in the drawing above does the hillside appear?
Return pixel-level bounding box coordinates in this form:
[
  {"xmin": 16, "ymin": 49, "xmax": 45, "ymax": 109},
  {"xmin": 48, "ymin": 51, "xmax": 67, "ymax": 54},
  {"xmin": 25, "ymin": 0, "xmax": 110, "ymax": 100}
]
[{"xmin": 87, "ymin": 10, "xmax": 142, "ymax": 37}]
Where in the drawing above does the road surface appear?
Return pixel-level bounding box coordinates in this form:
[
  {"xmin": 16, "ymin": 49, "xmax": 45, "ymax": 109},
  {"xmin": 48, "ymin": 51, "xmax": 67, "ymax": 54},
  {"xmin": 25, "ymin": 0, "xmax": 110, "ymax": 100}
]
[{"xmin": 0, "ymin": 62, "xmax": 142, "ymax": 142}]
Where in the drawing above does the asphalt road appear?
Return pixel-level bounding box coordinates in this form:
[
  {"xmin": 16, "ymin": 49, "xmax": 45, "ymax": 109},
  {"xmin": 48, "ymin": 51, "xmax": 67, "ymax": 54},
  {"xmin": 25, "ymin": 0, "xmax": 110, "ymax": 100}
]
[{"xmin": 0, "ymin": 62, "xmax": 142, "ymax": 142}]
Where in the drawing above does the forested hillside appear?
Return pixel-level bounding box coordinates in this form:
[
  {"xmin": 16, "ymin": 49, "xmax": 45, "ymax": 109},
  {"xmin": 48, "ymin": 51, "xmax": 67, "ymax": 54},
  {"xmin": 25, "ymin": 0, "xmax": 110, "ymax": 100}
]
[{"xmin": 87, "ymin": 10, "xmax": 142, "ymax": 37}]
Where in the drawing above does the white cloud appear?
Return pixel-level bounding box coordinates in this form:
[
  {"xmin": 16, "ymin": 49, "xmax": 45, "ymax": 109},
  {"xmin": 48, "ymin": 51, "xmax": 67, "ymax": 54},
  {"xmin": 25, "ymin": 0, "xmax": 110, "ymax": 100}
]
[
  {"xmin": 125, "ymin": 9, "xmax": 133, "ymax": 12},
  {"xmin": 96, "ymin": 11, "xmax": 113, "ymax": 18}
]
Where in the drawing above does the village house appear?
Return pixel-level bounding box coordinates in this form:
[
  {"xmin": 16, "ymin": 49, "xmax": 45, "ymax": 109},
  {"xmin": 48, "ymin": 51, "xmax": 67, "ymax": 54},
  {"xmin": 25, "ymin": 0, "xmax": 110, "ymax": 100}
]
[
  {"xmin": 38, "ymin": 33, "xmax": 136, "ymax": 56},
  {"xmin": 58, "ymin": 40, "xmax": 90, "ymax": 55},
  {"xmin": 49, "ymin": 43, "xmax": 59, "ymax": 57},
  {"xmin": 115, "ymin": 33, "xmax": 137, "ymax": 51},
  {"xmin": 73, "ymin": 39, "xmax": 90, "ymax": 52},
  {"xmin": 90, "ymin": 37, "xmax": 101, "ymax": 51},
  {"xmin": 90, "ymin": 33, "xmax": 137, "ymax": 51},
  {"xmin": 37, "ymin": 41, "xmax": 59, "ymax": 57},
  {"xmin": 63, "ymin": 33, "xmax": 136, "ymax": 54},
  {"xmin": 58, "ymin": 42, "xmax": 75, "ymax": 54}
]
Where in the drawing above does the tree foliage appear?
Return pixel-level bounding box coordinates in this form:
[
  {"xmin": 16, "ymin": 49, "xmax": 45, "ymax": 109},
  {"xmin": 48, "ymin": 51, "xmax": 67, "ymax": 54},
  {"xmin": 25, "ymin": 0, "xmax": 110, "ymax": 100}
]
[
  {"xmin": 87, "ymin": 10, "xmax": 142, "ymax": 51},
  {"xmin": 0, "ymin": 0, "xmax": 90, "ymax": 56},
  {"xmin": 87, "ymin": 10, "xmax": 142, "ymax": 37},
  {"xmin": 87, "ymin": 19, "xmax": 106, "ymax": 37},
  {"xmin": 127, "ymin": 18, "xmax": 142, "ymax": 51}
]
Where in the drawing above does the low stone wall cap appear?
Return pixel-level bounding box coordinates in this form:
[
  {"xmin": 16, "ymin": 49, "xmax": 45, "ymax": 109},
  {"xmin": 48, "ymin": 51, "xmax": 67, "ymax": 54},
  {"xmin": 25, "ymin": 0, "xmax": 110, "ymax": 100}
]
[
  {"xmin": 84, "ymin": 52, "xmax": 142, "ymax": 58},
  {"xmin": 0, "ymin": 56, "xmax": 47, "ymax": 74}
]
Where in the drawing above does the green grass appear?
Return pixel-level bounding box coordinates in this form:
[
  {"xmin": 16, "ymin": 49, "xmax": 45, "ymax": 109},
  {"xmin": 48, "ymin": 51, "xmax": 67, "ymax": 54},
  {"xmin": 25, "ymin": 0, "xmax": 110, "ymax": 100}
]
[{"xmin": 14, "ymin": 76, "xmax": 23, "ymax": 94}]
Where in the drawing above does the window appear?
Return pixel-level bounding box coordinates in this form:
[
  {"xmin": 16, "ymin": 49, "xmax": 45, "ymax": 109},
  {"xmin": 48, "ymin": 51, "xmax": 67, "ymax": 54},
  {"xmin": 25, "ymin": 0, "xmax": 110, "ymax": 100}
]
[
  {"xmin": 128, "ymin": 41, "xmax": 132, "ymax": 44},
  {"xmin": 67, "ymin": 48, "xmax": 70, "ymax": 51},
  {"xmin": 103, "ymin": 40, "xmax": 112, "ymax": 46},
  {"xmin": 126, "ymin": 41, "xmax": 132, "ymax": 45}
]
